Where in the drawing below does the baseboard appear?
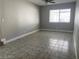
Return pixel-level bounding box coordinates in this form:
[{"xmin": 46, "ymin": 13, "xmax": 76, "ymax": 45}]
[
  {"xmin": 3, "ymin": 29, "xmax": 72, "ymax": 44},
  {"xmin": 5, "ymin": 30, "xmax": 39, "ymax": 44},
  {"xmin": 1, "ymin": 38, "xmax": 6, "ymax": 44},
  {"xmin": 40, "ymin": 29, "xmax": 73, "ymax": 33},
  {"xmin": 74, "ymin": 39, "xmax": 78, "ymax": 59}
]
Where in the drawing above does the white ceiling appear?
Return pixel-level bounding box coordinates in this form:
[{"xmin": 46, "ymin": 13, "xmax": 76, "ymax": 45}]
[{"xmin": 27, "ymin": 0, "xmax": 75, "ymax": 6}]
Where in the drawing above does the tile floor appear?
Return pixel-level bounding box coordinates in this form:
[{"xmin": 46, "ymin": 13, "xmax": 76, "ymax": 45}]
[{"xmin": 0, "ymin": 31, "xmax": 76, "ymax": 59}]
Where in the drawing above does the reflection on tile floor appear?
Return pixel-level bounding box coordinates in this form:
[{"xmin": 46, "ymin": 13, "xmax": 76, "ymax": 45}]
[
  {"xmin": 0, "ymin": 31, "xmax": 76, "ymax": 59},
  {"xmin": 49, "ymin": 39, "xmax": 69, "ymax": 53}
]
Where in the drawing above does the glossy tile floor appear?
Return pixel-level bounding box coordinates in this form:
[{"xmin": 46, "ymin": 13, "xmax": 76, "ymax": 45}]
[{"xmin": 0, "ymin": 31, "xmax": 76, "ymax": 59}]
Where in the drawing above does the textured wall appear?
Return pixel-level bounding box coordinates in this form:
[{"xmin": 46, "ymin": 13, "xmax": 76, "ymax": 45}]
[
  {"xmin": 40, "ymin": 2, "xmax": 75, "ymax": 31},
  {"xmin": 73, "ymin": 0, "xmax": 79, "ymax": 59},
  {"xmin": 0, "ymin": 0, "xmax": 2, "ymax": 39},
  {"xmin": 2, "ymin": 0, "xmax": 39, "ymax": 40}
]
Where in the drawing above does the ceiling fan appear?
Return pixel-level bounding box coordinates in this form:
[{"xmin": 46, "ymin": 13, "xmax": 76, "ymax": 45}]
[{"xmin": 43, "ymin": 0, "xmax": 56, "ymax": 3}]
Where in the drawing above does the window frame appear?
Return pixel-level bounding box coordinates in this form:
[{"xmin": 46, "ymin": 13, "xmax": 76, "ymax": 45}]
[{"xmin": 49, "ymin": 8, "xmax": 71, "ymax": 23}]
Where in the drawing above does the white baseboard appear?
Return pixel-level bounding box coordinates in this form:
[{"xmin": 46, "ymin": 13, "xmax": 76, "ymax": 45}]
[
  {"xmin": 40, "ymin": 29, "xmax": 73, "ymax": 33},
  {"xmin": 2, "ymin": 29, "xmax": 72, "ymax": 44},
  {"xmin": 1, "ymin": 38, "xmax": 6, "ymax": 44},
  {"xmin": 5, "ymin": 30, "xmax": 39, "ymax": 44}
]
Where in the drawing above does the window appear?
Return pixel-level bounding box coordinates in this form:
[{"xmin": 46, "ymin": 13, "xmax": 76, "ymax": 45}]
[{"xmin": 49, "ymin": 9, "xmax": 71, "ymax": 23}]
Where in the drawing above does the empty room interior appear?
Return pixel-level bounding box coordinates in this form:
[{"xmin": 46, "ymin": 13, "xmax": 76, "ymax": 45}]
[{"xmin": 0, "ymin": 0, "xmax": 79, "ymax": 59}]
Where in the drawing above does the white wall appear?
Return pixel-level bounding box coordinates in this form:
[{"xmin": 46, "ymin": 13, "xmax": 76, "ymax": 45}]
[
  {"xmin": 2, "ymin": 0, "xmax": 39, "ymax": 40},
  {"xmin": 73, "ymin": 0, "xmax": 79, "ymax": 59},
  {"xmin": 0, "ymin": 0, "xmax": 2, "ymax": 39}
]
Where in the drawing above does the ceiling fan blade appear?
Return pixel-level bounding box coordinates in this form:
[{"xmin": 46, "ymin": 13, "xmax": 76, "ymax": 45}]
[
  {"xmin": 50, "ymin": 1, "xmax": 56, "ymax": 3},
  {"xmin": 43, "ymin": 0, "xmax": 56, "ymax": 3}
]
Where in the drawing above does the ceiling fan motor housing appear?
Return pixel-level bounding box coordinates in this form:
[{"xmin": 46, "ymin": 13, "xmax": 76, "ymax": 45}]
[{"xmin": 45, "ymin": 0, "xmax": 53, "ymax": 2}]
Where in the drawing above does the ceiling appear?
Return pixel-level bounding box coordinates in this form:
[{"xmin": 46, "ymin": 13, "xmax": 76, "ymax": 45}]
[{"xmin": 27, "ymin": 0, "xmax": 75, "ymax": 6}]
